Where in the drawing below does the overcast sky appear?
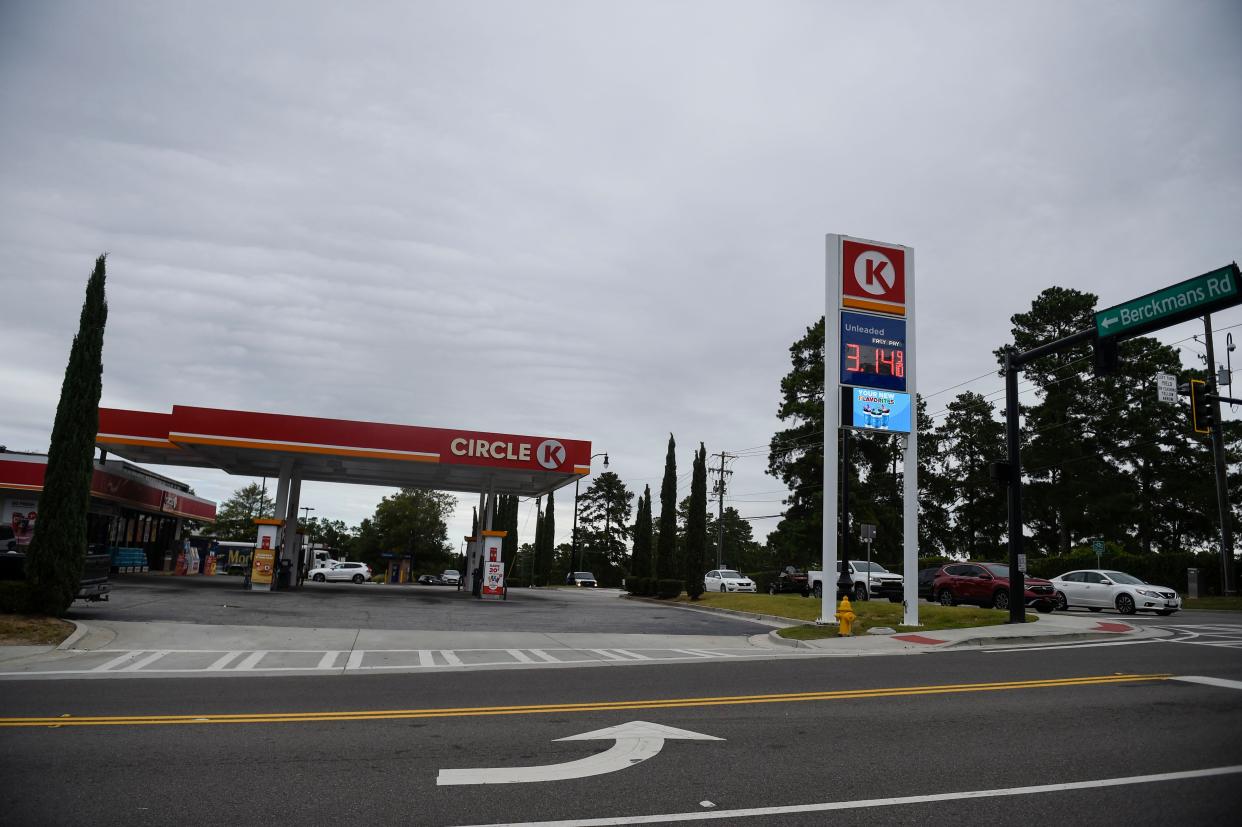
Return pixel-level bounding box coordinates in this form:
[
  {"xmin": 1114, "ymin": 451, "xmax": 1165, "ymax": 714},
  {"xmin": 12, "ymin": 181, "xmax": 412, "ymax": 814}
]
[{"xmin": 2, "ymin": 0, "xmax": 1240, "ymax": 553}]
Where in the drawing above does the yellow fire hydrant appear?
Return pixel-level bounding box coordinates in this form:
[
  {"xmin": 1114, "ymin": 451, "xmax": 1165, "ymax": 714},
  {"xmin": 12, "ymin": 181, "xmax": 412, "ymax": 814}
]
[{"xmin": 836, "ymin": 596, "xmax": 856, "ymax": 636}]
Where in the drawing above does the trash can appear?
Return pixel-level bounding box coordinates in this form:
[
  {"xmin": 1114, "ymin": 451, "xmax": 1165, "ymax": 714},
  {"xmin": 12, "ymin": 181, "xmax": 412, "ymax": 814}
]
[
  {"xmin": 277, "ymin": 559, "xmax": 293, "ymax": 589},
  {"xmin": 1187, "ymin": 567, "xmax": 1202, "ymax": 599}
]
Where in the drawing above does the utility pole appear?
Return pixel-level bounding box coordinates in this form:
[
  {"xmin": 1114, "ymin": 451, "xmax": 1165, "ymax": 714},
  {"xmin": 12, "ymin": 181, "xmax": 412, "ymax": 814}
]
[
  {"xmin": 710, "ymin": 452, "xmax": 733, "ymax": 569},
  {"xmin": 1203, "ymin": 315, "xmax": 1236, "ymax": 596}
]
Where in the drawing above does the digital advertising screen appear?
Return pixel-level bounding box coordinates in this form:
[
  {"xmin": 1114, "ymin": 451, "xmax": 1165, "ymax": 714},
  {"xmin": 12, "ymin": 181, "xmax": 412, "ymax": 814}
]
[
  {"xmin": 841, "ymin": 387, "xmax": 912, "ymax": 434},
  {"xmin": 840, "ymin": 310, "xmax": 907, "ymax": 392}
]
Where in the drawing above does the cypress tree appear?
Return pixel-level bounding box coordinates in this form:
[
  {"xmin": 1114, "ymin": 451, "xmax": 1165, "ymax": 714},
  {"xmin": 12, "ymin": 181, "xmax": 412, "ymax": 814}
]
[
  {"xmin": 26, "ymin": 255, "xmax": 108, "ymax": 616},
  {"xmin": 629, "ymin": 489, "xmax": 646, "ymax": 577},
  {"xmin": 531, "ymin": 497, "xmax": 545, "ymax": 585},
  {"xmin": 501, "ymin": 495, "xmax": 519, "ymax": 570},
  {"xmin": 655, "ymin": 434, "xmax": 678, "ymax": 580},
  {"xmin": 685, "ymin": 444, "xmax": 708, "ymax": 598},
  {"xmin": 631, "ymin": 485, "xmax": 654, "ymax": 578},
  {"xmin": 542, "ymin": 489, "xmax": 555, "ymax": 582}
]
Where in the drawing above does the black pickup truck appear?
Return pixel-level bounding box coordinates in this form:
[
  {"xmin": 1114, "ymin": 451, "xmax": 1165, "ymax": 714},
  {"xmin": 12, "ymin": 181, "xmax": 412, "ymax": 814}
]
[{"xmin": 0, "ymin": 545, "xmax": 112, "ymax": 601}]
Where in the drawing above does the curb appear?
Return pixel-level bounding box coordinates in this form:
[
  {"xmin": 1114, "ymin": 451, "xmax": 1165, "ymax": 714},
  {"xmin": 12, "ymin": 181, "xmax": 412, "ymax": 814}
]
[{"xmin": 58, "ymin": 619, "xmax": 89, "ymax": 650}]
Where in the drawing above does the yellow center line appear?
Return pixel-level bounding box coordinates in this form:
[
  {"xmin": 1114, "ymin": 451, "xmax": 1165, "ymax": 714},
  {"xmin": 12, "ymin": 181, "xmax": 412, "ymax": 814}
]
[{"xmin": 0, "ymin": 673, "xmax": 1170, "ymax": 728}]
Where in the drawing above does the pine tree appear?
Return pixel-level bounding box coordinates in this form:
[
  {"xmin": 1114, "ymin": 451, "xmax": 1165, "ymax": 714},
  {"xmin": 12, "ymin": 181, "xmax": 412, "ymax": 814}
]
[
  {"xmin": 26, "ymin": 255, "xmax": 108, "ymax": 616},
  {"xmin": 655, "ymin": 434, "xmax": 678, "ymax": 579},
  {"xmin": 685, "ymin": 443, "xmax": 708, "ymax": 598}
]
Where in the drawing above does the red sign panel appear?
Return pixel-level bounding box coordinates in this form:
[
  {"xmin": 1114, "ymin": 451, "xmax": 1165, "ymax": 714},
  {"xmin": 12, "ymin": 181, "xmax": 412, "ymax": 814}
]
[{"xmin": 841, "ymin": 239, "xmax": 906, "ymax": 315}]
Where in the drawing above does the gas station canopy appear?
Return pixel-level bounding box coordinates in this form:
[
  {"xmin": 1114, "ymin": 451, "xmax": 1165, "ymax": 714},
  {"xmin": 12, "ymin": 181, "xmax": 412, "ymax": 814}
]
[{"xmin": 97, "ymin": 405, "xmax": 593, "ymax": 497}]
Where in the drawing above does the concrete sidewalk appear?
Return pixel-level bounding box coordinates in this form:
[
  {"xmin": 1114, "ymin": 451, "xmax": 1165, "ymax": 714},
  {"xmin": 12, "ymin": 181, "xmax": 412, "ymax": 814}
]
[{"xmin": 0, "ymin": 608, "xmax": 1169, "ymax": 680}]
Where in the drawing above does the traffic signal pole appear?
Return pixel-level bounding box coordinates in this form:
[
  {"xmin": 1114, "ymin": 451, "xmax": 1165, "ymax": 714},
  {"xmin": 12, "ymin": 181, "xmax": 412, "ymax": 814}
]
[
  {"xmin": 1002, "ymin": 327, "xmax": 1095, "ymax": 624},
  {"xmin": 1203, "ymin": 314, "xmax": 1236, "ymax": 596}
]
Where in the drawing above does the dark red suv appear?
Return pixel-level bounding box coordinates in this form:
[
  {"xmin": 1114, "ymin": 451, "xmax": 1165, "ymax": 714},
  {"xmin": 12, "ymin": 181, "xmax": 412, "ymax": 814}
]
[{"xmin": 932, "ymin": 562, "xmax": 1057, "ymax": 613}]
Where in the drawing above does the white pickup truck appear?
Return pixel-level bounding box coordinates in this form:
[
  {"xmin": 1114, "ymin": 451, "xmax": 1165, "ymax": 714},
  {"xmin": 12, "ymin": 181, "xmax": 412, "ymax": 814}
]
[{"xmin": 805, "ymin": 560, "xmax": 903, "ymax": 602}]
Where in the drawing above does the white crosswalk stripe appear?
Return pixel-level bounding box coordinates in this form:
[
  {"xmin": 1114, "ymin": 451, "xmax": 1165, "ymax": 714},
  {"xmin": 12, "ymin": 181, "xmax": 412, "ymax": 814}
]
[{"xmin": 0, "ymin": 645, "xmax": 804, "ymax": 678}]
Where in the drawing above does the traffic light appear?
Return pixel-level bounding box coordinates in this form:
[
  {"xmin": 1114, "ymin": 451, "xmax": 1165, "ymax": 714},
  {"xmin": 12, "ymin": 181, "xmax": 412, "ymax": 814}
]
[
  {"xmin": 1093, "ymin": 335, "xmax": 1119, "ymax": 376},
  {"xmin": 1189, "ymin": 378, "xmax": 1213, "ymax": 434}
]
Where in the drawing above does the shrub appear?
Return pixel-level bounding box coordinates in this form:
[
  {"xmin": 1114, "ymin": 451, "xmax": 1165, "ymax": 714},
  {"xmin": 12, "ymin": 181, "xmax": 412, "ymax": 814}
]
[
  {"xmin": 0, "ymin": 581, "xmax": 33, "ymax": 614},
  {"xmin": 686, "ymin": 577, "xmax": 704, "ymax": 601},
  {"xmin": 656, "ymin": 578, "xmax": 683, "ymax": 599},
  {"xmin": 747, "ymin": 570, "xmax": 779, "ymax": 593}
]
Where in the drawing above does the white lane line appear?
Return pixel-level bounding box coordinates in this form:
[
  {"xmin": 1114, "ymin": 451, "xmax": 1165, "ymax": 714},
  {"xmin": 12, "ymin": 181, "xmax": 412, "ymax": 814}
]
[
  {"xmin": 120, "ymin": 651, "xmax": 170, "ymax": 672},
  {"xmin": 91, "ymin": 651, "xmax": 145, "ymax": 672},
  {"xmin": 234, "ymin": 652, "xmax": 268, "ymax": 671},
  {"xmin": 345, "ymin": 650, "xmax": 365, "ymax": 670},
  {"xmin": 317, "ymin": 651, "xmax": 340, "ymax": 670},
  {"xmin": 439, "ymin": 650, "xmax": 463, "ymax": 666},
  {"xmin": 457, "ymin": 765, "xmax": 1242, "ymax": 826},
  {"xmin": 1173, "ymin": 675, "xmax": 1242, "ymax": 691},
  {"xmin": 418, "ymin": 650, "xmax": 436, "ymax": 668},
  {"xmin": 507, "ymin": 649, "xmax": 535, "ymax": 663},
  {"xmin": 608, "ymin": 649, "xmax": 651, "ymax": 660},
  {"xmin": 528, "ymin": 649, "xmax": 560, "ymax": 663},
  {"xmin": 206, "ymin": 652, "xmax": 244, "ymax": 671}
]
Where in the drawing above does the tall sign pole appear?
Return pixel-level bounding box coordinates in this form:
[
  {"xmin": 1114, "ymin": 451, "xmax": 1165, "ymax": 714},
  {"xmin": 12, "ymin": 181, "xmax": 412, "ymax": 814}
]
[
  {"xmin": 823, "ymin": 235, "xmax": 917, "ymax": 626},
  {"xmin": 901, "ymin": 248, "xmax": 919, "ymax": 628},
  {"xmin": 821, "ymin": 237, "xmax": 842, "ymax": 624}
]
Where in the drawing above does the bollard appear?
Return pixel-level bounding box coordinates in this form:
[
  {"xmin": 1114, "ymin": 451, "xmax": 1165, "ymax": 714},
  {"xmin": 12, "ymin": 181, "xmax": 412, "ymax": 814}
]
[{"xmin": 835, "ymin": 596, "xmax": 856, "ymax": 636}]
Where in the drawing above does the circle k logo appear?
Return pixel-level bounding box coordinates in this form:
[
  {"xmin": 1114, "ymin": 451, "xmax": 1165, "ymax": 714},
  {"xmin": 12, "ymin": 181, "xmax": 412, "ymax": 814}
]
[
  {"xmin": 853, "ymin": 249, "xmax": 897, "ymax": 296},
  {"xmin": 536, "ymin": 439, "xmax": 566, "ymax": 470}
]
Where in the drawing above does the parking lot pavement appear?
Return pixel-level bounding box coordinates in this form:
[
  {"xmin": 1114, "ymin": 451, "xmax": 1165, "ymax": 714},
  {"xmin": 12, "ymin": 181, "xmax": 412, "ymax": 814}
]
[{"xmin": 67, "ymin": 574, "xmax": 766, "ymax": 636}]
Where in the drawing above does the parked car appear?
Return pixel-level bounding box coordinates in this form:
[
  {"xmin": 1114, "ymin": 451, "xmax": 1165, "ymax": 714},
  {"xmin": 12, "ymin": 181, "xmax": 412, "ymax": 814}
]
[
  {"xmin": 441, "ymin": 569, "xmax": 461, "ymax": 586},
  {"xmin": 416, "ymin": 573, "xmax": 445, "ymax": 585},
  {"xmin": 806, "ymin": 560, "xmax": 903, "ymax": 602},
  {"xmin": 703, "ymin": 569, "xmax": 756, "ymax": 593},
  {"xmin": 566, "ymin": 571, "xmax": 598, "ymax": 587},
  {"xmin": 769, "ymin": 566, "xmax": 810, "ymax": 596},
  {"xmin": 1049, "ymin": 569, "xmax": 1181, "ymax": 616},
  {"xmin": 308, "ymin": 561, "xmax": 372, "ymax": 583},
  {"xmin": 932, "ymin": 562, "xmax": 1056, "ymax": 612},
  {"xmin": 918, "ymin": 566, "xmax": 943, "ymax": 602}
]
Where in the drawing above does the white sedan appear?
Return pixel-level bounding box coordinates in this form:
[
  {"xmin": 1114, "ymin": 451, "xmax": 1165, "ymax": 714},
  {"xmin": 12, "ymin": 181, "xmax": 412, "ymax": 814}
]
[
  {"xmin": 704, "ymin": 569, "xmax": 756, "ymax": 593},
  {"xmin": 308, "ymin": 561, "xmax": 372, "ymax": 584},
  {"xmin": 1049, "ymin": 569, "xmax": 1181, "ymax": 616}
]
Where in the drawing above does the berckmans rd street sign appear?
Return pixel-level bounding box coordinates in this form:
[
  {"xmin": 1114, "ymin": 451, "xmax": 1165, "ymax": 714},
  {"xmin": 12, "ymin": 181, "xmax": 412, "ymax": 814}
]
[{"xmin": 1095, "ymin": 263, "xmax": 1240, "ymax": 341}]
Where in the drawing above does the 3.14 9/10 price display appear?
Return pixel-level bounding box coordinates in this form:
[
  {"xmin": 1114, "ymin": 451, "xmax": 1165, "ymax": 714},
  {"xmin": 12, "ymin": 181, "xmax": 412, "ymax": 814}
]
[
  {"xmin": 840, "ymin": 310, "xmax": 907, "ymax": 393},
  {"xmin": 844, "ymin": 343, "xmax": 904, "ymax": 378}
]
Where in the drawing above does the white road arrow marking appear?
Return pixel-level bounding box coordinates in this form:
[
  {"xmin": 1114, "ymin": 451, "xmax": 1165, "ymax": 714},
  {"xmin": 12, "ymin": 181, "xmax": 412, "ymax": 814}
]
[{"xmin": 435, "ymin": 721, "xmax": 722, "ymax": 786}]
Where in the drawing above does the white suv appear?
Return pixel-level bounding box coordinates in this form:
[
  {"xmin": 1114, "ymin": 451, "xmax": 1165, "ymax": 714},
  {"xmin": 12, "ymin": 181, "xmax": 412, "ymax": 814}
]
[
  {"xmin": 704, "ymin": 569, "xmax": 756, "ymax": 593},
  {"xmin": 309, "ymin": 561, "xmax": 372, "ymax": 583}
]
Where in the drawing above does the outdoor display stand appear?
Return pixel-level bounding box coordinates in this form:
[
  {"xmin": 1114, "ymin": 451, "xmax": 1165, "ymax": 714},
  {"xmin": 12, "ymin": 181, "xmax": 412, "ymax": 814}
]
[
  {"xmin": 250, "ymin": 518, "xmax": 282, "ymax": 592},
  {"xmin": 480, "ymin": 530, "xmax": 506, "ymax": 600}
]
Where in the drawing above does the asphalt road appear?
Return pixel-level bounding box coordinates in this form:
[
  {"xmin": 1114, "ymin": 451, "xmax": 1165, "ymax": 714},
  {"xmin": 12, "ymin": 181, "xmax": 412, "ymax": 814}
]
[
  {"xmin": 3, "ymin": 625, "xmax": 1241, "ymax": 825},
  {"xmin": 66, "ymin": 574, "xmax": 763, "ymax": 635}
]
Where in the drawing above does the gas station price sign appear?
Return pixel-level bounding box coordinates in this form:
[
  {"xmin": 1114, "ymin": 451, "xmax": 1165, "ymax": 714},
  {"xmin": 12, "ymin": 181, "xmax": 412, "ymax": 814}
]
[{"xmin": 840, "ymin": 310, "xmax": 907, "ymax": 392}]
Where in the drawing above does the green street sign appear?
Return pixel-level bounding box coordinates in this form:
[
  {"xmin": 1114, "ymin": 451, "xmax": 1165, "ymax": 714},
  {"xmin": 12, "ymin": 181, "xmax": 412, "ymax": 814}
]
[
  {"xmin": 1092, "ymin": 539, "xmax": 1104, "ymax": 555},
  {"xmin": 1095, "ymin": 263, "xmax": 1241, "ymax": 340}
]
